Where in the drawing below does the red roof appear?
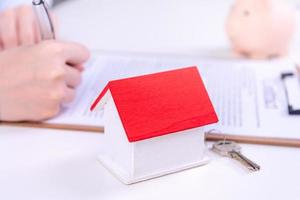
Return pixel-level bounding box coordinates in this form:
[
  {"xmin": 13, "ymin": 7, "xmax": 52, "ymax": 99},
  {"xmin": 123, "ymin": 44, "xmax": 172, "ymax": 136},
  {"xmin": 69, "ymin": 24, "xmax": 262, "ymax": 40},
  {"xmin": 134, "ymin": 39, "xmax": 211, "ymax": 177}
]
[{"xmin": 91, "ymin": 66, "xmax": 218, "ymax": 142}]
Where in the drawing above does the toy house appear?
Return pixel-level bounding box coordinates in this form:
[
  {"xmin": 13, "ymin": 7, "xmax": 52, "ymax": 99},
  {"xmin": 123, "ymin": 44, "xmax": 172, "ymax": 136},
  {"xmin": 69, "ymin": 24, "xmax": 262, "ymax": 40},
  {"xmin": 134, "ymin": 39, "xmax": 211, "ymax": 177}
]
[{"xmin": 90, "ymin": 66, "xmax": 218, "ymax": 184}]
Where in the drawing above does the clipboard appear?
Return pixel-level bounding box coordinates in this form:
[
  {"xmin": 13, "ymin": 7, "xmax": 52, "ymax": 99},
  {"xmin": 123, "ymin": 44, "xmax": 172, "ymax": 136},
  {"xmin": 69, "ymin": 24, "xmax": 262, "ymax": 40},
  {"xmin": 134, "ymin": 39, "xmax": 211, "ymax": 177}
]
[
  {"xmin": 1, "ymin": 54, "xmax": 300, "ymax": 148},
  {"xmin": 281, "ymin": 72, "xmax": 300, "ymax": 115},
  {"xmin": 0, "ymin": 121, "xmax": 103, "ymax": 133}
]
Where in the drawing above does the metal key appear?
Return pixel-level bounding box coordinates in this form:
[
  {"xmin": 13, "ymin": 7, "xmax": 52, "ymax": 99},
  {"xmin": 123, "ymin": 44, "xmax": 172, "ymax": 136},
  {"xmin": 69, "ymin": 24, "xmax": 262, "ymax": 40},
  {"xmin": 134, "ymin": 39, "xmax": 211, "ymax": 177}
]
[{"xmin": 212, "ymin": 140, "xmax": 260, "ymax": 171}]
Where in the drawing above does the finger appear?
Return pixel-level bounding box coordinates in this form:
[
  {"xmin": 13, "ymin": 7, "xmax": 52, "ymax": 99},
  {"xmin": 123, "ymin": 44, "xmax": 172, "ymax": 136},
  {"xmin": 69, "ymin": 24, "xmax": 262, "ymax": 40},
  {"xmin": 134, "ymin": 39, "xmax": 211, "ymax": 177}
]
[
  {"xmin": 0, "ymin": 8, "xmax": 18, "ymax": 49},
  {"xmin": 60, "ymin": 41, "xmax": 90, "ymax": 65},
  {"xmin": 17, "ymin": 5, "xmax": 35, "ymax": 45},
  {"xmin": 62, "ymin": 86, "xmax": 76, "ymax": 104},
  {"xmin": 64, "ymin": 65, "xmax": 82, "ymax": 88}
]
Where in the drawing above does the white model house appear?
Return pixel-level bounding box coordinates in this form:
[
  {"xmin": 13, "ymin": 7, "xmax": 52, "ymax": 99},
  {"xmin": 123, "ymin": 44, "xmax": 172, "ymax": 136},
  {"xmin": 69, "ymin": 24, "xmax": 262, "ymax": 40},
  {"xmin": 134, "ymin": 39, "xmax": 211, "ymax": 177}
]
[{"xmin": 90, "ymin": 66, "xmax": 218, "ymax": 184}]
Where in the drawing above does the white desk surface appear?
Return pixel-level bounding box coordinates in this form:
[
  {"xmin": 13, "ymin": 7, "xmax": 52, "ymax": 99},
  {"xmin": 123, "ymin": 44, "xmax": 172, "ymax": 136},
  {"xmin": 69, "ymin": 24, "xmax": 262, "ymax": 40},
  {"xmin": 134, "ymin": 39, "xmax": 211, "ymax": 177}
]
[{"xmin": 1, "ymin": 0, "xmax": 300, "ymax": 199}]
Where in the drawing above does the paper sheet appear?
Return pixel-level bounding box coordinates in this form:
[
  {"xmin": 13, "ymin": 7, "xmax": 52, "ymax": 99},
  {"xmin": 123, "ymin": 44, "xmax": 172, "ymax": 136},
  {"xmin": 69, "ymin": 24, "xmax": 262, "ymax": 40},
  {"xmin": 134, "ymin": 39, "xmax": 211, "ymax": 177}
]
[{"xmin": 47, "ymin": 52, "xmax": 300, "ymax": 138}]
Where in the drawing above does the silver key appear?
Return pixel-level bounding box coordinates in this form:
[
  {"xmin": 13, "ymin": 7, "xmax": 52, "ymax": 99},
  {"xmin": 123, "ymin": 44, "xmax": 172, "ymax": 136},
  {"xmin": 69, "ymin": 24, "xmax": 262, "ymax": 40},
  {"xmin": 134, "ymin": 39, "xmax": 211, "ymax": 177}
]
[{"xmin": 212, "ymin": 140, "xmax": 260, "ymax": 171}]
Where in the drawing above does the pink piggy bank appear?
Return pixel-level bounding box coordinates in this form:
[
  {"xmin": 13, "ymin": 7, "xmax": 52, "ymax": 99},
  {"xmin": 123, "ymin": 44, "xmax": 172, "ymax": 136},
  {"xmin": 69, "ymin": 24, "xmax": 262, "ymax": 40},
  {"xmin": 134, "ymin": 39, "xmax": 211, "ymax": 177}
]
[{"xmin": 226, "ymin": 0, "xmax": 296, "ymax": 59}]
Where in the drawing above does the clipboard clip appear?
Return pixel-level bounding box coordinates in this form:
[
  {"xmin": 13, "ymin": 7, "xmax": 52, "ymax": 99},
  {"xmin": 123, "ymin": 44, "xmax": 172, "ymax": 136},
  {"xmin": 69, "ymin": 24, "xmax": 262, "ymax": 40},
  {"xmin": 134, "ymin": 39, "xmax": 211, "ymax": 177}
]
[{"xmin": 281, "ymin": 72, "xmax": 300, "ymax": 115}]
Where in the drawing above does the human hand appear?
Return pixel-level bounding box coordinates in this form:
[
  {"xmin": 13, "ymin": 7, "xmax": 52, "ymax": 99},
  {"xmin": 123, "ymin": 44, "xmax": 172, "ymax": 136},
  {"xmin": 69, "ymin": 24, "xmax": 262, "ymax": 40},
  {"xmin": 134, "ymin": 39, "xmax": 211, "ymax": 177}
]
[
  {"xmin": 0, "ymin": 41, "xmax": 90, "ymax": 121},
  {"xmin": 0, "ymin": 5, "xmax": 43, "ymax": 50}
]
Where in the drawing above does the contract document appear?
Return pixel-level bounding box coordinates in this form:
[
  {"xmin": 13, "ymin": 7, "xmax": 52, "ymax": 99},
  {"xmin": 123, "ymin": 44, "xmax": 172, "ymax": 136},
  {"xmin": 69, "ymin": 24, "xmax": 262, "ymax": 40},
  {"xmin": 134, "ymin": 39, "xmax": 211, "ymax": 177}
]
[{"xmin": 44, "ymin": 52, "xmax": 299, "ymax": 138}]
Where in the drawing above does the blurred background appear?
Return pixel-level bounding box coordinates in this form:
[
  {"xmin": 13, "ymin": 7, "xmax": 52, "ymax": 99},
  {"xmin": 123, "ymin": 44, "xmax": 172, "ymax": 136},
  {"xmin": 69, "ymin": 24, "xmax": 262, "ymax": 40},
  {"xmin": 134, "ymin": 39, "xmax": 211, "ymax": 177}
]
[{"xmin": 54, "ymin": 0, "xmax": 300, "ymax": 59}]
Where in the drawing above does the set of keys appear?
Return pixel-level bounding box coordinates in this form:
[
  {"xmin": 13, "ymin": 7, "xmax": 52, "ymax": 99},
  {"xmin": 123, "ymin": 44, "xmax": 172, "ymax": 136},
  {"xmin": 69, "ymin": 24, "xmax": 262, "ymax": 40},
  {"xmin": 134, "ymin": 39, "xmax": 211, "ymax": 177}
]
[{"xmin": 212, "ymin": 140, "xmax": 260, "ymax": 171}]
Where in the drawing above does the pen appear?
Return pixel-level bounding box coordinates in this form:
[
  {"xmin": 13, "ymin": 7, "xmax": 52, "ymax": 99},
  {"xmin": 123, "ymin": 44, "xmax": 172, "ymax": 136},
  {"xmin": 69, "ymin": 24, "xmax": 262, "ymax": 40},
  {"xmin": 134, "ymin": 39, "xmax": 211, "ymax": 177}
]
[{"xmin": 32, "ymin": 0, "xmax": 56, "ymax": 40}]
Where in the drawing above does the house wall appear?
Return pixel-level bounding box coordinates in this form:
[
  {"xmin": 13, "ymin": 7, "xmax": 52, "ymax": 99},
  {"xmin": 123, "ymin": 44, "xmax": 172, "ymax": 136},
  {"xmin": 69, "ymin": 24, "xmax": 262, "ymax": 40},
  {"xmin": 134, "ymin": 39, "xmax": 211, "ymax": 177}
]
[
  {"xmin": 98, "ymin": 91, "xmax": 207, "ymax": 183},
  {"xmin": 133, "ymin": 127, "xmax": 205, "ymax": 178},
  {"xmin": 98, "ymin": 93, "xmax": 134, "ymax": 180}
]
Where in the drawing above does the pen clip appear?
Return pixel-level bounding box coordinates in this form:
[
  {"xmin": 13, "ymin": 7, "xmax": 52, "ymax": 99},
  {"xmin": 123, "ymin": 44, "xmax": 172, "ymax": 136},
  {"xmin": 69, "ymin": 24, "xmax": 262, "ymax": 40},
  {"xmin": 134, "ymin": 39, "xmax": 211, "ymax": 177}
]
[{"xmin": 281, "ymin": 72, "xmax": 300, "ymax": 115}]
